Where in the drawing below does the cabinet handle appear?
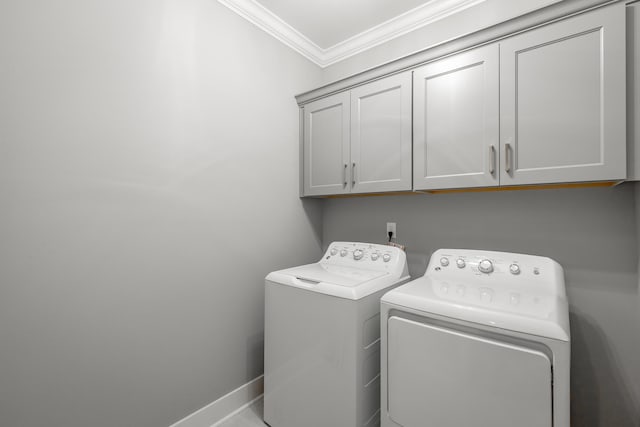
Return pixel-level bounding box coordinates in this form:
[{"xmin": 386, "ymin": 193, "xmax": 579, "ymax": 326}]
[
  {"xmin": 505, "ymin": 143, "xmax": 512, "ymax": 174},
  {"xmin": 352, "ymin": 163, "xmax": 356, "ymax": 186},
  {"xmin": 343, "ymin": 164, "xmax": 348, "ymax": 187},
  {"xmin": 489, "ymin": 145, "xmax": 496, "ymax": 175}
]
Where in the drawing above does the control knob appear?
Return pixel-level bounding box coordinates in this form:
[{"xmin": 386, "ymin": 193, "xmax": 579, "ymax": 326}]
[
  {"xmin": 440, "ymin": 257, "xmax": 450, "ymax": 267},
  {"xmin": 509, "ymin": 264, "xmax": 521, "ymax": 275},
  {"xmin": 456, "ymin": 258, "xmax": 466, "ymax": 269},
  {"xmin": 371, "ymin": 253, "xmax": 379, "ymax": 261},
  {"xmin": 353, "ymin": 249, "xmax": 364, "ymax": 260},
  {"xmin": 330, "ymin": 248, "xmax": 338, "ymax": 256},
  {"xmin": 478, "ymin": 259, "xmax": 493, "ymax": 274},
  {"xmin": 340, "ymin": 249, "xmax": 347, "ymax": 257},
  {"xmin": 382, "ymin": 253, "xmax": 391, "ymax": 263}
]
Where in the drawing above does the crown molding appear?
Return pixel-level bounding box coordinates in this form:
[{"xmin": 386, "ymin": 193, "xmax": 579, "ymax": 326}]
[
  {"xmin": 217, "ymin": 0, "xmax": 325, "ymax": 65},
  {"xmin": 218, "ymin": 0, "xmax": 486, "ymax": 68},
  {"xmin": 325, "ymin": 0, "xmax": 485, "ymax": 65}
]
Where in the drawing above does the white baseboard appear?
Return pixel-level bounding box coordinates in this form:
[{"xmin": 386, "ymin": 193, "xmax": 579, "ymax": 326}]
[{"xmin": 169, "ymin": 376, "xmax": 264, "ymax": 427}]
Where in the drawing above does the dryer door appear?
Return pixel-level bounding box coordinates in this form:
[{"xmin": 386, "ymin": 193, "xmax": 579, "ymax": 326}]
[{"xmin": 387, "ymin": 316, "xmax": 552, "ymax": 427}]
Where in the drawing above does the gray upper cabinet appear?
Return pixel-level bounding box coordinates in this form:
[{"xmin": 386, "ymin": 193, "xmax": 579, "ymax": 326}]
[
  {"xmin": 302, "ymin": 72, "xmax": 412, "ymax": 196},
  {"xmin": 303, "ymin": 92, "xmax": 350, "ymax": 196},
  {"xmin": 351, "ymin": 73, "xmax": 412, "ymax": 193},
  {"xmin": 413, "ymin": 44, "xmax": 500, "ymax": 190},
  {"xmin": 499, "ymin": 4, "xmax": 626, "ymax": 186},
  {"xmin": 300, "ymin": 2, "xmax": 627, "ymax": 196}
]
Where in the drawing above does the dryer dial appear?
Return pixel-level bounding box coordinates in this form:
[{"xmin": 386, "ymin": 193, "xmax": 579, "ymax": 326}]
[{"xmin": 478, "ymin": 259, "xmax": 494, "ymax": 274}]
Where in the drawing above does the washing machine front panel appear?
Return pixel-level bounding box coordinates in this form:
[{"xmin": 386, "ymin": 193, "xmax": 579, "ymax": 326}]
[
  {"xmin": 264, "ymin": 282, "xmax": 358, "ymax": 427},
  {"xmin": 387, "ymin": 316, "xmax": 552, "ymax": 427}
]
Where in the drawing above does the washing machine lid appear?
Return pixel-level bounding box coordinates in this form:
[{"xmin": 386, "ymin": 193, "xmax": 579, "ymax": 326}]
[
  {"xmin": 286, "ymin": 263, "xmax": 388, "ymax": 286},
  {"xmin": 382, "ymin": 275, "xmax": 569, "ymax": 341},
  {"xmin": 266, "ymin": 263, "xmax": 402, "ymax": 300}
]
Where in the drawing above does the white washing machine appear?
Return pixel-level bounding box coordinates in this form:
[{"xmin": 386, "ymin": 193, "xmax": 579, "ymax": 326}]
[
  {"xmin": 264, "ymin": 242, "xmax": 410, "ymax": 427},
  {"xmin": 380, "ymin": 249, "xmax": 570, "ymax": 427}
]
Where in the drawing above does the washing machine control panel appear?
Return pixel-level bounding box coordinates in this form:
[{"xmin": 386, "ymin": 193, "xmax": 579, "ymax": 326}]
[
  {"xmin": 322, "ymin": 241, "xmax": 406, "ymax": 273},
  {"xmin": 426, "ymin": 249, "xmax": 566, "ymax": 317}
]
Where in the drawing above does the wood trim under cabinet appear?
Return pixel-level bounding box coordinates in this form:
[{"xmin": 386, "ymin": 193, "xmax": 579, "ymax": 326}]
[
  {"xmin": 324, "ymin": 191, "xmax": 419, "ymax": 199},
  {"xmin": 310, "ymin": 181, "xmax": 621, "ymax": 198},
  {"xmin": 421, "ymin": 181, "xmax": 621, "ymax": 194}
]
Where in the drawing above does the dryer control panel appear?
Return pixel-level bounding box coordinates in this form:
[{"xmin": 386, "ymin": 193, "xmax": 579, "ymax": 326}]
[
  {"xmin": 382, "ymin": 248, "xmax": 570, "ymax": 341},
  {"xmin": 429, "ymin": 249, "xmax": 564, "ymax": 290},
  {"xmin": 426, "ymin": 248, "xmax": 567, "ymax": 319}
]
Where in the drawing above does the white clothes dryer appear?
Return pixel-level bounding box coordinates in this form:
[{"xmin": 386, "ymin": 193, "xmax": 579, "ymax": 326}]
[
  {"xmin": 380, "ymin": 249, "xmax": 570, "ymax": 427},
  {"xmin": 264, "ymin": 242, "xmax": 410, "ymax": 427}
]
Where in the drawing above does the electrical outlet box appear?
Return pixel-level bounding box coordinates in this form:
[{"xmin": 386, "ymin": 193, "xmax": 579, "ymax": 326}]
[{"xmin": 387, "ymin": 222, "xmax": 396, "ymax": 239}]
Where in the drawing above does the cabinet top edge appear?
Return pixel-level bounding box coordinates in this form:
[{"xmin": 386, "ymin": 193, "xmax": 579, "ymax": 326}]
[{"xmin": 295, "ymin": 0, "xmax": 623, "ymax": 106}]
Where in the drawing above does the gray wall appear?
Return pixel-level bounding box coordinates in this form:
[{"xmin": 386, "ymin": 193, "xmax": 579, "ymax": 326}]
[
  {"xmin": 323, "ymin": 184, "xmax": 640, "ymax": 427},
  {"xmin": 0, "ymin": 1, "xmax": 323, "ymax": 426},
  {"xmin": 1, "ymin": 1, "xmax": 638, "ymax": 427}
]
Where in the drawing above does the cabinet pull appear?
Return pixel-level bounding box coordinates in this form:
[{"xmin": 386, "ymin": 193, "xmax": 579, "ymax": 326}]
[
  {"xmin": 505, "ymin": 143, "xmax": 512, "ymax": 174},
  {"xmin": 352, "ymin": 163, "xmax": 356, "ymax": 186},
  {"xmin": 489, "ymin": 145, "xmax": 496, "ymax": 175},
  {"xmin": 343, "ymin": 164, "xmax": 348, "ymax": 187}
]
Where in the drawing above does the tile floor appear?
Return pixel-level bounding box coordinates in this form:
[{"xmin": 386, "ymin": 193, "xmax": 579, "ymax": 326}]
[{"xmin": 216, "ymin": 398, "xmax": 266, "ymax": 427}]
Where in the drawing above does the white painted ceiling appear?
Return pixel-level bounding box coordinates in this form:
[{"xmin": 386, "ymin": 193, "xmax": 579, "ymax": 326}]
[
  {"xmin": 218, "ymin": 0, "xmax": 486, "ymax": 66},
  {"xmin": 256, "ymin": 0, "xmax": 432, "ymax": 49}
]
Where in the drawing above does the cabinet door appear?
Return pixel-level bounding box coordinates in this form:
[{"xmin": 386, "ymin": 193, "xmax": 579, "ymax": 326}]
[
  {"xmin": 628, "ymin": 3, "xmax": 640, "ymax": 180},
  {"xmin": 303, "ymin": 92, "xmax": 351, "ymax": 196},
  {"xmin": 500, "ymin": 4, "xmax": 626, "ymax": 186},
  {"xmin": 413, "ymin": 44, "xmax": 499, "ymax": 190},
  {"xmin": 350, "ymin": 72, "xmax": 412, "ymax": 193}
]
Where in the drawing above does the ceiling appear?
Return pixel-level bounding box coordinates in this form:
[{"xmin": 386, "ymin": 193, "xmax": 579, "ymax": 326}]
[
  {"xmin": 256, "ymin": 0, "xmax": 434, "ymax": 49},
  {"xmin": 218, "ymin": 0, "xmax": 485, "ymax": 67}
]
